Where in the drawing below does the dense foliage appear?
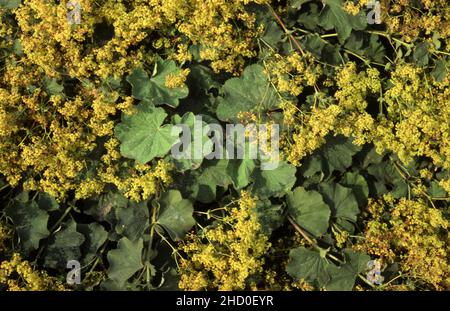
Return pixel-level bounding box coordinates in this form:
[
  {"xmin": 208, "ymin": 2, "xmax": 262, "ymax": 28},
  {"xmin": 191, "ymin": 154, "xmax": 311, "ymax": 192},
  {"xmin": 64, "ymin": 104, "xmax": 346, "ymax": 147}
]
[{"xmin": 0, "ymin": 0, "xmax": 449, "ymax": 291}]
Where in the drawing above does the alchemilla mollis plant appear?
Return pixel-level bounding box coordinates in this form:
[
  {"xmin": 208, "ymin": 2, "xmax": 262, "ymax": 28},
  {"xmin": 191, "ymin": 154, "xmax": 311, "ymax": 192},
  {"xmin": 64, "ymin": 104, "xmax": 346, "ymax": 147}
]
[{"xmin": 0, "ymin": 0, "xmax": 449, "ymax": 291}]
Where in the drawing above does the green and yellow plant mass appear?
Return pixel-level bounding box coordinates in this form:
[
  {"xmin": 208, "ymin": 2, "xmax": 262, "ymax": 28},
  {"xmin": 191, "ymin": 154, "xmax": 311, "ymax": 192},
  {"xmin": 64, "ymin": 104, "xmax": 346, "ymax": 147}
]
[{"xmin": 0, "ymin": 0, "xmax": 449, "ymax": 291}]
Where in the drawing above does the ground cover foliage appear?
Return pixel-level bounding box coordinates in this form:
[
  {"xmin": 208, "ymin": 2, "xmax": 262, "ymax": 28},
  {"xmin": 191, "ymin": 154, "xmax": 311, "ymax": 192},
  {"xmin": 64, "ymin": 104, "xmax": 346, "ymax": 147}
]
[{"xmin": 0, "ymin": 0, "xmax": 449, "ymax": 291}]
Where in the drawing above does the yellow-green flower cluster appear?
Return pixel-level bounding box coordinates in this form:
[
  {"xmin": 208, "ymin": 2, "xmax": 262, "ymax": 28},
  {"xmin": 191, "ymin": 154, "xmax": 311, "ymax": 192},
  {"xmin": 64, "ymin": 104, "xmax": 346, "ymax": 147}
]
[
  {"xmin": 355, "ymin": 195, "xmax": 450, "ymax": 290},
  {"xmin": 372, "ymin": 63, "xmax": 450, "ymax": 169},
  {"xmin": 380, "ymin": 0, "xmax": 450, "ymax": 46},
  {"xmin": 0, "ymin": 253, "xmax": 68, "ymax": 291},
  {"xmin": 161, "ymin": 0, "xmax": 270, "ymax": 73},
  {"xmin": 285, "ymin": 105, "xmax": 343, "ymax": 166},
  {"xmin": 281, "ymin": 63, "xmax": 382, "ymax": 165},
  {"xmin": 280, "ymin": 59, "xmax": 450, "ymax": 196},
  {"xmin": 0, "ymin": 222, "xmax": 12, "ymax": 253},
  {"xmin": 0, "ymin": 0, "xmax": 270, "ymax": 201},
  {"xmin": 343, "ymin": 0, "xmax": 370, "ymax": 15},
  {"xmin": 179, "ymin": 191, "xmax": 270, "ymax": 290},
  {"xmin": 265, "ymin": 52, "xmax": 323, "ymax": 97}
]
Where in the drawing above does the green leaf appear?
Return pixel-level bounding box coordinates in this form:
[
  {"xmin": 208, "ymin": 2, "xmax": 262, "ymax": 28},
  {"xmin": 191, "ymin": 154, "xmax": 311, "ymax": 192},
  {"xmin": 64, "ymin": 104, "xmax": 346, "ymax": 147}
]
[
  {"xmin": 302, "ymin": 34, "xmax": 326, "ymax": 58},
  {"xmin": 216, "ymin": 64, "xmax": 279, "ymax": 122},
  {"xmin": 341, "ymin": 171, "xmax": 369, "ymax": 207},
  {"xmin": 345, "ymin": 33, "xmax": 386, "ymax": 63},
  {"xmin": 287, "ymin": 247, "xmax": 368, "ymax": 290},
  {"xmin": 255, "ymin": 199, "xmax": 284, "ymax": 235},
  {"xmin": 432, "ymin": 59, "xmax": 448, "ymax": 82},
  {"xmin": 157, "ymin": 267, "xmax": 180, "ymax": 291},
  {"xmin": 253, "ymin": 5, "xmax": 284, "ymax": 47},
  {"xmin": 321, "ymin": 135, "xmax": 361, "ymax": 173},
  {"xmin": 301, "ymin": 33, "xmax": 343, "ymax": 65},
  {"xmin": 297, "ymin": 3, "xmax": 321, "ymax": 30},
  {"xmin": 319, "ymin": 183, "xmax": 360, "ymax": 230},
  {"xmin": 324, "ymin": 264, "xmax": 357, "ymax": 291},
  {"xmin": 107, "ymin": 237, "xmax": 144, "ymax": 286},
  {"xmin": 226, "ymin": 140, "xmax": 257, "ymax": 189},
  {"xmin": 187, "ymin": 64, "xmax": 220, "ymax": 93},
  {"xmin": 0, "ymin": 0, "xmax": 21, "ymax": 9},
  {"xmin": 182, "ymin": 158, "xmax": 232, "ymax": 203},
  {"xmin": 115, "ymin": 105, "xmax": 181, "ymax": 164},
  {"xmin": 171, "ymin": 112, "xmax": 212, "ymax": 171},
  {"xmin": 413, "ymin": 42, "xmax": 429, "ymax": 67},
  {"xmin": 85, "ymin": 191, "xmax": 128, "ymax": 222},
  {"xmin": 126, "ymin": 59, "xmax": 189, "ymax": 107},
  {"xmin": 287, "ymin": 187, "xmax": 331, "ymax": 237},
  {"xmin": 181, "ymin": 65, "xmax": 220, "ymax": 115},
  {"xmin": 43, "ymin": 77, "xmax": 64, "ymax": 95},
  {"xmin": 5, "ymin": 199, "xmax": 49, "ymax": 255},
  {"xmin": 43, "ymin": 219, "xmax": 85, "ymax": 269},
  {"xmin": 367, "ymin": 160, "xmax": 408, "ymax": 198},
  {"xmin": 366, "ymin": 35, "xmax": 386, "ymax": 63},
  {"xmin": 37, "ymin": 192, "xmax": 59, "ymax": 212},
  {"xmin": 77, "ymin": 223, "xmax": 108, "ymax": 265},
  {"xmin": 227, "ymin": 158, "xmax": 256, "ymax": 189},
  {"xmin": 13, "ymin": 39, "xmax": 23, "ymax": 56},
  {"xmin": 286, "ymin": 247, "xmax": 331, "ymax": 288},
  {"xmin": 343, "ymin": 249, "xmax": 370, "ymax": 274},
  {"xmin": 298, "ymin": 154, "xmax": 325, "ymax": 188},
  {"xmin": 114, "ymin": 201, "xmax": 149, "ymax": 242},
  {"xmin": 324, "ymin": 263, "xmax": 357, "ymax": 291},
  {"xmin": 261, "ymin": 21, "xmax": 284, "ymax": 47},
  {"xmin": 428, "ymin": 181, "xmax": 447, "ymax": 198},
  {"xmin": 360, "ymin": 145, "xmax": 384, "ymax": 168},
  {"xmin": 157, "ymin": 190, "xmax": 196, "ymax": 241},
  {"xmin": 344, "ymin": 32, "xmax": 364, "ymax": 53},
  {"xmin": 300, "ymin": 154, "xmax": 323, "ymax": 178},
  {"xmin": 290, "ymin": 0, "xmax": 311, "ymax": 9},
  {"xmin": 326, "ymin": 250, "xmax": 370, "ymax": 291},
  {"xmin": 319, "ymin": 0, "xmax": 367, "ymax": 43},
  {"xmin": 252, "ymin": 161, "xmax": 296, "ymax": 198},
  {"xmin": 127, "ymin": 68, "xmax": 150, "ymax": 100}
]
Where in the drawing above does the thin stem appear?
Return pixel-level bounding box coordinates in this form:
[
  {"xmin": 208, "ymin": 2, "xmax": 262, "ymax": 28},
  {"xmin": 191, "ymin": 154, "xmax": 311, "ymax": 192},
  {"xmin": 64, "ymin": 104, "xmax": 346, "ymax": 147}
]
[
  {"xmin": 358, "ymin": 274, "xmax": 376, "ymax": 289},
  {"xmin": 321, "ymin": 33, "xmax": 338, "ymax": 38},
  {"xmin": 146, "ymin": 207, "xmax": 158, "ymax": 262},
  {"xmin": 287, "ymin": 215, "xmax": 315, "ymax": 245},
  {"xmin": 88, "ymin": 242, "xmax": 108, "ymax": 274},
  {"xmin": 430, "ymin": 197, "xmax": 450, "ymax": 201},
  {"xmin": 432, "ymin": 50, "xmax": 450, "ymax": 57},
  {"xmin": 327, "ymin": 253, "xmax": 345, "ymax": 264},
  {"xmin": 267, "ymin": 4, "xmax": 305, "ymax": 56},
  {"xmin": 344, "ymin": 49, "xmax": 386, "ymax": 67},
  {"xmin": 49, "ymin": 204, "xmax": 74, "ymax": 233},
  {"xmin": 155, "ymin": 230, "xmax": 184, "ymax": 264},
  {"xmin": 34, "ymin": 204, "xmax": 75, "ymax": 262},
  {"xmin": 367, "ymin": 30, "xmax": 413, "ymax": 49},
  {"xmin": 379, "ymin": 273, "xmax": 404, "ymax": 289},
  {"xmin": 288, "ymin": 215, "xmax": 376, "ymax": 289}
]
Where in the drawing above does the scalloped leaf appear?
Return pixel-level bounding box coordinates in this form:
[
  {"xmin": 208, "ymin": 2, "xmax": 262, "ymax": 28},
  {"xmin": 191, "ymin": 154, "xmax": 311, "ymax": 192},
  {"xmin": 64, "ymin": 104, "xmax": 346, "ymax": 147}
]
[
  {"xmin": 115, "ymin": 105, "xmax": 181, "ymax": 164},
  {"xmin": 157, "ymin": 190, "xmax": 196, "ymax": 241},
  {"xmin": 252, "ymin": 161, "xmax": 296, "ymax": 198},
  {"xmin": 287, "ymin": 187, "xmax": 331, "ymax": 237},
  {"xmin": 319, "ymin": 0, "xmax": 367, "ymax": 43},
  {"xmin": 43, "ymin": 219, "xmax": 85, "ymax": 269},
  {"xmin": 216, "ymin": 64, "xmax": 280, "ymax": 122},
  {"xmin": 107, "ymin": 237, "xmax": 144, "ymax": 286},
  {"xmin": 126, "ymin": 59, "xmax": 188, "ymax": 107},
  {"xmin": 5, "ymin": 198, "xmax": 49, "ymax": 256},
  {"xmin": 319, "ymin": 183, "xmax": 360, "ymax": 232}
]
